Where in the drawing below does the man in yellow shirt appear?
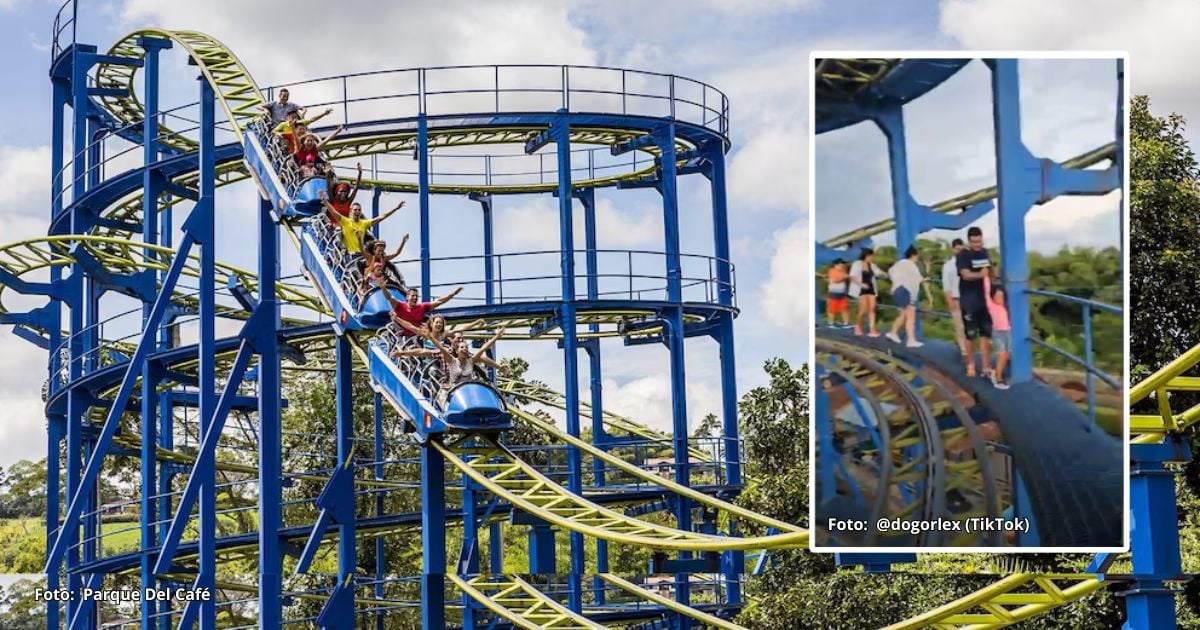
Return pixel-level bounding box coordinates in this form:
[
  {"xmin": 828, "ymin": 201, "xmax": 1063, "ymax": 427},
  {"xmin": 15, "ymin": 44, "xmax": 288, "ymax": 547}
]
[
  {"xmin": 320, "ymin": 191, "xmax": 405, "ymax": 255},
  {"xmin": 274, "ymin": 107, "xmax": 333, "ymax": 152}
]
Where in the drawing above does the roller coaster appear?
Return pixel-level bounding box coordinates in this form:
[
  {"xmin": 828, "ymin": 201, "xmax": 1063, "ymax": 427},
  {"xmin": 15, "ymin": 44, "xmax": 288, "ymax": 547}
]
[{"xmin": 0, "ymin": 4, "xmax": 1184, "ymax": 627}]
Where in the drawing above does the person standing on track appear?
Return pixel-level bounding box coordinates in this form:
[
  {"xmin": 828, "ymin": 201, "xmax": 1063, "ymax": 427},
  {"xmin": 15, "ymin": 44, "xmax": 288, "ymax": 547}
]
[
  {"xmin": 849, "ymin": 247, "xmax": 886, "ymax": 337},
  {"xmin": 941, "ymin": 238, "xmax": 969, "ymax": 359},
  {"xmin": 984, "ymin": 277, "xmax": 1012, "ymax": 390},
  {"xmin": 825, "ymin": 259, "xmax": 851, "ymax": 326},
  {"xmin": 886, "ymin": 245, "xmax": 924, "ymax": 348},
  {"xmin": 956, "ymin": 226, "xmax": 995, "ymax": 379}
]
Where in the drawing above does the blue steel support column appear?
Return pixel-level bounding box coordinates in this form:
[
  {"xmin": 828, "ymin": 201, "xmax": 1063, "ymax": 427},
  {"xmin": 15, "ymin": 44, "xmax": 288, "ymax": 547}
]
[
  {"xmin": 1125, "ymin": 441, "xmax": 1186, "ymax": 629},
  {"xmin": 417, "ymin": 114, "xmax": 432, "ymax": 301},
  {"xmin": 656, "ymin": 122, "xmax": 692, "ymax": 629},
  {"xmin": 421, "ymin": 441, "xmax": 446, "ymax": 630},
  {"xmin": 335, "ymin": 336, "xmax": 357, "ymax": 627},
  {"xmin": 461, "ymin": 481, "xmax": 480, "ymax": 630},
  {"xmin": 139, "ymin": 38, "xmax": 169, "ymax": 629},
  {"xmin": 258, "ymin": 198, "xmax": 283, "ymax": 630},
  {"xmin": 157, "ymin": 192, "xmax": 174, "ymax": 630},
  {"xmin": 373, "ymin": 393, "xmax": 385, "ymax": 630},
  {"xmin": 705, "ymin": 141, "xmax": 742, "ymax": 603},
  {"xmin": 553, "ymin": 110, "xmax": 586, "ymax": 612},
  {"xmin": 579, "ymin": 188, "xmax": 609, "ymax": 602},
  {"xmin": 197, "ymin": 74, "xmax": 218, "ymax": 630},
  {"xmin": 66, "ymin": 46, "xmax": 93, "ymax": 627},
  {"xmin": 987, "ymin": 59, "xmax": 1033, "ymax": 383},
  {"xmin": 47, "ymin": 71, "xmax": 68, "ymax": 630},
  {"xmin": 481, "ymin": 195, "xmax": 495, "ymax": 305},
  {"xmin": 872, "ymin": 106, "xmax": 917, "ymax": 253}
]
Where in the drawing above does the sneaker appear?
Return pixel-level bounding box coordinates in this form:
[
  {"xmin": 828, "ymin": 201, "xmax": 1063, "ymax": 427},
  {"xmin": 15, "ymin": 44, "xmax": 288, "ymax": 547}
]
[
  {"xmin": 994, "ymin": 379, "xmax": 1010, "ymax": 390},
  {"xmin": 885, "ymin": 332, "xmax": 901, "ymax": 343},
  {"xmin": 867, "ymin": 330, "xmax": 882, "ymax": 338},
  {"xmin": 854, "ymin": 325, "xmax": 864, "ymax": 336},
  {"xmin": 905, "ymin": 340, "xmax": 924, "ymax": 348}
]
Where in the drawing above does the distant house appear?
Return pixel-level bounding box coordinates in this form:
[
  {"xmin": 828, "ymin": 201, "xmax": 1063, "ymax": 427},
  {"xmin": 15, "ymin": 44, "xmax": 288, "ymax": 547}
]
[
  {"xmin": 644, "ymin": 574, "xmax": 715, "ymax": 599},
  {"xmin": 644, "ymin": 456, "xmax": 705, "ymax": 480}
]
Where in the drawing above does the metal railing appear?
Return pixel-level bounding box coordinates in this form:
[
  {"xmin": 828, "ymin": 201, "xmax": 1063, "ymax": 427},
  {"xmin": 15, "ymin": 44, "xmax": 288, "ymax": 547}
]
[
  {"xmin": 266, "ymin": 64, "xmax": 728, "ymax": 137},
  {"xmin": 1026, "ymin": 289, "xmax": 1123, "ymax": 424},
  {"xmin": 406, "ymin": 249, "xmax": 735, "ymax": 307}
]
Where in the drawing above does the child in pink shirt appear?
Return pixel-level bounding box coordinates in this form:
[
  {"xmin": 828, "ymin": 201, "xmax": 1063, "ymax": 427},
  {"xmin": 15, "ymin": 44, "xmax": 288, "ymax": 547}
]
[{"xmin": 984, "ymin": 276, "xmax": 1011, "ymax": 390}]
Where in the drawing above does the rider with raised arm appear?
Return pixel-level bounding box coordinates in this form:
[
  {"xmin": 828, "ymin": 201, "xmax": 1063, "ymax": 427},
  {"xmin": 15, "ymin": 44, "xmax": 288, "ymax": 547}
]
[
  {"xmin": 330, "ymin": 163, "xmax": 365, "ymax": 217},
  {"xmin": 383, "ymin": 285, "xmax": 465, "ymax": 336},
  {"xmin": 424, "ymin": 328, "xmax": 508, "ymax": 407},
  {"xmin": 273, "ymin": 107, "xmax": 333, "ymax": 153},
  {"xmin": 320, "ymin": 192, "xmax": 404, "ymax": 262}
]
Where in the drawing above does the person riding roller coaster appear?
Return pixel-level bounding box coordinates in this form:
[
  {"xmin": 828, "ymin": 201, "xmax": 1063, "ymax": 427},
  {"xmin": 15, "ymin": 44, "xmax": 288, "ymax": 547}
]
[
  {"xmin": 273, "ymin": 107, "xmax": 333, "ymax": 153},
  {"xmin": 260, "ymin": 87, "xmax": 305, "ymax": 126},
  {"xmin": 328, "ymin": 163, "xmax": 365, "ymax": 217},
  {"xmin": 424, "ymin": 329, "xmax": 508, "ymax": 409},
  {"xmin": 294, "ymin": 125, "xmax": 345, "ymax": 169},
  {"xmin": 383, "ymin": 285, "xmax": 464, "ymax": 336},
  {"xmin": 361, "ymin": 236, "xmax": 409, "ymax": 306},
  {"xmin": 319, "ymin": 191, "xmax": 404, "ymax": 274}
]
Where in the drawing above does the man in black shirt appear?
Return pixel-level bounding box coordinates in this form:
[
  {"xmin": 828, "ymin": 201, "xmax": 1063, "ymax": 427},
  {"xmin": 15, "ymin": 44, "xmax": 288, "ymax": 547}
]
[{"xmin": 956, "ymin": 226, "xmax": 993, "ymax": 378}]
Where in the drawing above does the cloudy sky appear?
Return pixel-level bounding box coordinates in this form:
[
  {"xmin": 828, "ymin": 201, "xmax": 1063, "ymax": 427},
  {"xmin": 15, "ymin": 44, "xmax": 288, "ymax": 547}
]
[{"xmin": 0, "ymin": 0, "xmax": 1194, "ymax": 469}]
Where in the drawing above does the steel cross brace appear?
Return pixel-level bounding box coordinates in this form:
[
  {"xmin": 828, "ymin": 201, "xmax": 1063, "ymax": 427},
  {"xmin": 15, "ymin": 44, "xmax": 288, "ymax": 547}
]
[
  {"xmin": 294, "ymin": 457, "xmax": 357, "ymax": 574},
  {"xmin": 815, "ymin": 238, "xmax": 873, "ymax": 267},
  {"xmin": 151, "ymin": 306, "xmax": 273, "ymax": 575},
  {"xmin": 44, "ymin": 229, "xmax": 197, "ymax": 574},
  {"xmin": 317, "ymin": 574, "xmax": 357, "ymax": 630}
]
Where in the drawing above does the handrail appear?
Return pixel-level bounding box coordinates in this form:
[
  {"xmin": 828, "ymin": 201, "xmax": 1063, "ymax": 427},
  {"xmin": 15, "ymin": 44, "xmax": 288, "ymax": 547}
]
[{"xmin": 262, "ymin": 64, "xmax": 729, "ymax": 137}]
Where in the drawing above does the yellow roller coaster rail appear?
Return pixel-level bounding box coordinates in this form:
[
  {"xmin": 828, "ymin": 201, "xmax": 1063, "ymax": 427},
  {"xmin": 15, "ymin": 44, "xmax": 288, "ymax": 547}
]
[
  {"xmin": 448, "ymin": 575, "xmax": 606, "ymax": 630},
  {"xmin": 884, "ymin": 573, "xmax": 1106, "ymax": 630},
  {"xmin": 597, "ymin": 573, "xmax": 748, "ymax": 630},
  {"xmin": 434, "ymin": 436, "xmax": 807, "ymax": 552}
]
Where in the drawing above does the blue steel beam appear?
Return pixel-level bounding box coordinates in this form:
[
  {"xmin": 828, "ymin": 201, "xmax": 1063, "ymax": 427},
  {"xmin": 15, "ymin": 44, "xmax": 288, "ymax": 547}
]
[
  {"xmin": 652, "ymin": 121, "xmax": 693, "ymax": 630},
  {"xmin": 550, "ymin": 109, "xmax": 586, "ymax": 613},
  {"xmin": 257, "ymin": 196, "xmax": 283, "ymax": 630},
  {"xmin": 43, "ymin": 231, "xmax": 196, "ymax": 574},
  {"xmin": 191, "ymin": 74, "xmax": 219, "ymax": 630},
  {"xmin": 579, "ymin": 187, "xmax": 610, "ymax": 602},
  {"xmin": 335, "ymin": 335, "xmax": 357, "ymax": 628},
  {"xmin": 151, "ymin": 337, "xmax": 256, "ymax": 575},
  {"xmin": 418, "ymin": 115, "xmax": 432, "ymax": 301},
  {"xmin": 420, "ymin": 441, "xmax": 446, "ymax": 630},
  {"xmin": 1126, "ymin": 440, "xmax": 1188, "ymax": 629}
]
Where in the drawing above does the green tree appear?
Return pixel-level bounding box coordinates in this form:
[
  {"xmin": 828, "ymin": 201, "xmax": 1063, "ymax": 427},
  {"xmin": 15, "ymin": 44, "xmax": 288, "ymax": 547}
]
[{"xmin": 0, "ymin": 578, "xmax": 48, "ymax": 630}]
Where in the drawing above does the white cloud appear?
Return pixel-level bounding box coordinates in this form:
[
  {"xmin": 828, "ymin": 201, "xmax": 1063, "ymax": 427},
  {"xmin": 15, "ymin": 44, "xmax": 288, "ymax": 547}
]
[
  {"xmin": 939, "ymin": 0, "xmax": 1200, "ymax": 127},
  {"xmin": 495, "ymin": 196, "xmax": 661, "ymax": 252},
  {"xmin": 119, "ymin": 0, "xmax": 597, "ymax": 87},
  {"xmin": 0, "ymin": 145, "xmax": 49, "ymax": 209},
  {"xmin": 729, "ymin": 124, "xmax": 805, "ymax": 209},
  {"xmin": 702, "ymin": 0, "xmax": 817, "ymax": 13},
  {"xmin": 596, "ymin": 373, "xmax": 723, "ymax": 435},
  {"xmin": 759, "ymin": 219, "xmax": 807, "ymax": 329}
]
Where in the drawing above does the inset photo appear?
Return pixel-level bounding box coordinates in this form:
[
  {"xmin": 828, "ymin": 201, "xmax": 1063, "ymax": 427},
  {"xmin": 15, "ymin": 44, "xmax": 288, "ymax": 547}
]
[{"xmin": 809, "ymin": 55, "xmax": 1128, "ymax": 551}]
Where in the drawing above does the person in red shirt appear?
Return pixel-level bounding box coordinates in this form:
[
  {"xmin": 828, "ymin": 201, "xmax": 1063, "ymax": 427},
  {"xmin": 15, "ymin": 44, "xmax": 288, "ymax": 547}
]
[
  {"xmin": 293, "ymin": 124, "xmax": 345, "ymax": 166},
  {"xmin": 383, "ymin": 285, "xmax": 464, "ymax": 335},
  {"xmin": 329, "ymin": 163, "xmax": 364, "ymax": 217}
]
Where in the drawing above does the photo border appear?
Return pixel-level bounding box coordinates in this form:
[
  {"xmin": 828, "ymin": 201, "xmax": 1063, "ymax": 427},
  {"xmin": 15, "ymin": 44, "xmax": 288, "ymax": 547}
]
[{"xmin": 807, "ymin": 49, "xmax": 1131, "ymax": 554}]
